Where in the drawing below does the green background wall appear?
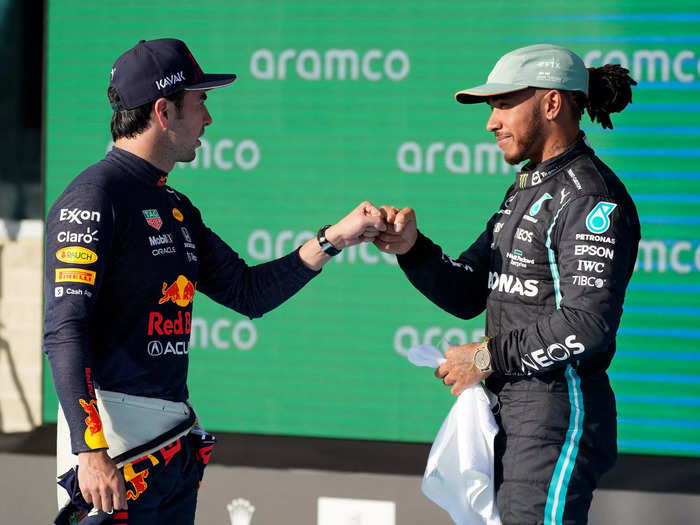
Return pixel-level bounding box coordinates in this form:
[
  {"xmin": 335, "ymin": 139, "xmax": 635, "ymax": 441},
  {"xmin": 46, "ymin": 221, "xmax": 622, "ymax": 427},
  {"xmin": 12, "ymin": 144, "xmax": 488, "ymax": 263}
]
[{"xmin": 44, "ymin": 0, "xmax": 700, "ymax": 457}]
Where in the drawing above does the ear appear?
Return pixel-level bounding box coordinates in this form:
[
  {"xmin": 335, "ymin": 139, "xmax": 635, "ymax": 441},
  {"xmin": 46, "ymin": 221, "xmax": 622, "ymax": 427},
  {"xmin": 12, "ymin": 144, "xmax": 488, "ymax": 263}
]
[
  {"xmin": 542, "ymin": 90, "xmax": 563, "ymax": 121},
  {"xmin": 152, "ymin": 97, "xmax": 170, "ymax": 129}
]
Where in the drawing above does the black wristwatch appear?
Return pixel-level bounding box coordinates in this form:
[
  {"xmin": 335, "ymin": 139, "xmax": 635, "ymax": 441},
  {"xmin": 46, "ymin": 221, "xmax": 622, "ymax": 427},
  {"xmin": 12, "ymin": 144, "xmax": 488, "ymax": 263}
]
[{"xmin": 317, "ymin": 224, "xmax": 342, "ymax": 256}]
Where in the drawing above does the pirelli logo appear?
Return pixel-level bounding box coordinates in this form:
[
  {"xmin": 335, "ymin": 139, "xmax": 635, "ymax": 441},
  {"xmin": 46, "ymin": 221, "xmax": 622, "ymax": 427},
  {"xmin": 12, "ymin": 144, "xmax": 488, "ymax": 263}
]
[{"xmin": 55, "ymin": 268, "xmax": 96, "ymax": 285}]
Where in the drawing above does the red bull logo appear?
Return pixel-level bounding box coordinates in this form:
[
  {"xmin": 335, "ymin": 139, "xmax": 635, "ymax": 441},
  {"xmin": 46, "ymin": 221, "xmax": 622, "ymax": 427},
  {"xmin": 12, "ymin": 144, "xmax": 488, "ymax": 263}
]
[
  {"xmin": 79, "ymin": 399, "xmax": 108, "ymax": 449},
  {"xmin": 159, "ymin": 275, "xmax": 196, "ymax": 307},
  {"xmin": 124, "ymin": 454, "xmax": 159, "ymax": 501}
]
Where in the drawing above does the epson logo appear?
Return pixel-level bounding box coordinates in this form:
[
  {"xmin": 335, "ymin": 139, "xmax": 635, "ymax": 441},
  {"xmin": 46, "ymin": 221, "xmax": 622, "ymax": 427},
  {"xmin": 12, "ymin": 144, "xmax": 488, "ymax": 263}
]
[
  {"xmin": 155, "ymin": 71, "xmax": 185, "ymax": 90},
  {"xmin": 521, "ymin": 334, "xmax": 586, "ymax": 372},
  {"xmin": 574, "ymin": 244, "xmax": 614, "ymax": 260},
  {"xmin": 584, "ymin": 49, "xmax": 700, "ymax": 83},
  {"xmin": 488, "ymin": 272, "xmax": 539, "ymax": 297},
  {"xmin": 251, "ymin": 49, "xmax": 410, "ymax": 81},
  {"xmin": 397, "ymin": 142, "xmax": 514, "ymax": 175}
]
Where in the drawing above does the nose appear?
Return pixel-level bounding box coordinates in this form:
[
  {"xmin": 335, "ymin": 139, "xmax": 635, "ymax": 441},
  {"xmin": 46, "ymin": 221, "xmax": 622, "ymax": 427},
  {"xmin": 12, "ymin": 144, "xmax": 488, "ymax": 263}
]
[
  {"xmin": 486, "ymin": 108, "xmax": 500, "ymax": 132},
  {"xmin": 203, "ymin": 104, "xmax": 213, "ymax": 126}
]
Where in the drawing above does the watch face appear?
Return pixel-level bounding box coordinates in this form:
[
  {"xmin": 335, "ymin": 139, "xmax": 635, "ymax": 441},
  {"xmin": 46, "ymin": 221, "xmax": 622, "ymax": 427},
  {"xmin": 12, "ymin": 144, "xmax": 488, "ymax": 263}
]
[{"xmin": 475, "ymin": 348, "xmax": 490, "ymax": 370}]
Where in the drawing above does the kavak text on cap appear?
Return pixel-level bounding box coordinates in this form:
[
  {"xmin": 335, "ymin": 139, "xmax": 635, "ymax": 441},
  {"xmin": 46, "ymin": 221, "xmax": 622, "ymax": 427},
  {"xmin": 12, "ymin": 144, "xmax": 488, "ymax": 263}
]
[{"xmin": 109, "ymin": 38, "xmax": 237, "ymax": 111}]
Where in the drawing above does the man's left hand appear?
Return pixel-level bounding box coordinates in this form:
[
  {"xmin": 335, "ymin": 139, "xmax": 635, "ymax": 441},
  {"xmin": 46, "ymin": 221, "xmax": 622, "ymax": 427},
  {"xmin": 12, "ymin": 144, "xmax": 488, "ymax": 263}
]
[{"xmin": 435, "ymin": 342, "xmax": 491, "ymax": 396}]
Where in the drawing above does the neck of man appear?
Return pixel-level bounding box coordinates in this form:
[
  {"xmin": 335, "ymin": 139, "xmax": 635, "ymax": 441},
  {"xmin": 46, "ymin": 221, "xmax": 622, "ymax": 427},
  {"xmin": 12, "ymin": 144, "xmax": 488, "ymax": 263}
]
[
  {"xmin": 538, "ymin": 123, "xmax": 581, "ymax": 165},
  {"xmin": 114, "ymin": 133, "xmax": 174, "ymax": 174}
]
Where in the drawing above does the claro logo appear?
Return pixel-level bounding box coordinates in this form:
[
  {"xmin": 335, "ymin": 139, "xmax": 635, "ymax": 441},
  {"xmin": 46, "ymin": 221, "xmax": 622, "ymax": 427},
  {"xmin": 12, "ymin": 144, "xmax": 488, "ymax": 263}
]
[
  {"xmin": 397, "ymin": 142, "xmax": 514, "ymax": 175},
  {"xmin": 250, "ymin": 48, "xmax": 410, "ymax": 81},
  {"xmin": 584, "ymin": 49, "xmax": 700, "ymax": 83}
]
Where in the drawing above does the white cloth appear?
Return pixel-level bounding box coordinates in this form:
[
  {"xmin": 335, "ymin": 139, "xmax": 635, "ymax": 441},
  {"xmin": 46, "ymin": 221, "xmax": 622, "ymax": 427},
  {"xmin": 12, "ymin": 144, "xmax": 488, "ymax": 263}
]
[{"xmin": 407, "ymin": 344, "xmax": 501, "ymax": 525}]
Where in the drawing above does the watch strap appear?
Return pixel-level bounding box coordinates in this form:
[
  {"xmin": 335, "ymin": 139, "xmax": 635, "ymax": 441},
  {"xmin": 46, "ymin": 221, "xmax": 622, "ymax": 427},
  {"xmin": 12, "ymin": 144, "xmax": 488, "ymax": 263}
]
[{"xmin": 317, "ymin": 224, "xmax": 342, "ymax": 256}]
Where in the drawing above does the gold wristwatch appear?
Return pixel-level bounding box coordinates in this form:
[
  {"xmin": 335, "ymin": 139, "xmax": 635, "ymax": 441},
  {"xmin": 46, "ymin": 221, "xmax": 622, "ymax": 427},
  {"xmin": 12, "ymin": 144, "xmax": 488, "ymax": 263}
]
[{"xmin": 473, "ymin": 337, "xmax": 492, "ymax": 374}]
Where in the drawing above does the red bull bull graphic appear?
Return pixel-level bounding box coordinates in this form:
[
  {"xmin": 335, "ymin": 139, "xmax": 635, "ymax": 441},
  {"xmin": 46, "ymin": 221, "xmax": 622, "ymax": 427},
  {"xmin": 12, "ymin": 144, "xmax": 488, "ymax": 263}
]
[
  {"xmin": 159, "ymin": 275, "xmax": 196, "ymax": 307},
  {"xmin": 78, "ymin": 399, "xmax": 108, "ymax": 449},
  {"xmin": 172, "ymin": 208, "xmax": 184, "ymax": 221},
  {"xmin": 124, "ymin": 454, "xmax": 159, "ymax": 501}
]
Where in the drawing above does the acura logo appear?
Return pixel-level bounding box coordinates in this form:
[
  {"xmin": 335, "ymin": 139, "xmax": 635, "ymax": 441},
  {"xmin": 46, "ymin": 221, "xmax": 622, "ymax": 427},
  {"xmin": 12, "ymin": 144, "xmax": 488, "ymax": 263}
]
[{"xmin": 147, "ymin": 341, "xmax": 164, "ymax": 356}]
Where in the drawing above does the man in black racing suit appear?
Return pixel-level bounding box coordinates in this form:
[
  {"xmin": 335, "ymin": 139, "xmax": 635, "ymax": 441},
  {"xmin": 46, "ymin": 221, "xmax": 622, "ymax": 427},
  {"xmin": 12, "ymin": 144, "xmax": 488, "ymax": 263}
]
[{"xmin": 374, "ymin": 44, "xmax": 640, "ymax": 524}]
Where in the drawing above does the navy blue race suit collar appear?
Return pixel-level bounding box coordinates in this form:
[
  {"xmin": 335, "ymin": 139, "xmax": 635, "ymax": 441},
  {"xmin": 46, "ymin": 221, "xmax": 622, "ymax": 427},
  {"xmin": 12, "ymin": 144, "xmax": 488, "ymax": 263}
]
[{"xmin": 105, "ymin": 147, "xmax": 170, "ymax": 187}]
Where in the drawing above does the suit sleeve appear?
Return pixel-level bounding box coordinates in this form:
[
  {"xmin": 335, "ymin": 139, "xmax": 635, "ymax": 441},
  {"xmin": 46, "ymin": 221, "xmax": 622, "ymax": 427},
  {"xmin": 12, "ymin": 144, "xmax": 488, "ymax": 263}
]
[
  {"xmin": 43, "ymin": 184, "xmax": 115, "ymax": 454},
  {"xmin": 396, "ymin": 218, "xmax": 495, "ymax": 320},
  {"xmin": 489, "ymin": 194, "xmax": 640, "ymax": 376},
  {"xmin": 193, "ymin": 208, "xmax": 320, "ymax": 318}
]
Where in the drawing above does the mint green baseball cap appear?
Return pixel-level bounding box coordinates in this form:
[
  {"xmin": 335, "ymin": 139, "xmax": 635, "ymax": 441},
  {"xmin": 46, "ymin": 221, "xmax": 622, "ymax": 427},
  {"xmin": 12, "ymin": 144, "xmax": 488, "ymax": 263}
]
[{"xmin": 455, "ymin": 43, "xmax": 589, "ymax": 104}]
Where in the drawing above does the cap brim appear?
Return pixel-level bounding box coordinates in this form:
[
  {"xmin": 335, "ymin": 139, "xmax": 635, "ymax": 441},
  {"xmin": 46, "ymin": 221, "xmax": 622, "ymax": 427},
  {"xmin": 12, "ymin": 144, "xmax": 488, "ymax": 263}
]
[
  {"xmin": 185, "ymin": 73, "xmax": 237, "ymax": 91},
  {"xmin": 455, "ymin": 83, "xmax": 528, "ymax": 104}
]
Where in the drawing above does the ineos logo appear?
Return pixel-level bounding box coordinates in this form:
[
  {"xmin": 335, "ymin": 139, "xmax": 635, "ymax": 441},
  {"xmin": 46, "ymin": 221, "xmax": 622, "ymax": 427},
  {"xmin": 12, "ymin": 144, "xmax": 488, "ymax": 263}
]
[{"xmin": 147, "ymin": 341, "xmax": 164, "ymax": 356}]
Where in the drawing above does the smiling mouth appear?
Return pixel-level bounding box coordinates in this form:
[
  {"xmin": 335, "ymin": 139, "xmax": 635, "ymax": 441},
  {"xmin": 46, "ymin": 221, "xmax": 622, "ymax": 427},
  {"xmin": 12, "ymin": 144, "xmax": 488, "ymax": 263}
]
[{"xmin": 495, "ymin": 135, "xmax": 512, "ymax": 148}]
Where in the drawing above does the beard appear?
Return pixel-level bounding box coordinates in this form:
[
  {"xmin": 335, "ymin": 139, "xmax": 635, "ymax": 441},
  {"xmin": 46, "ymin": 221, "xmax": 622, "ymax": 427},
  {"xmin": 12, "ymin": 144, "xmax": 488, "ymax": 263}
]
[{"xmin": 503, "ymin": 105, "xmax": 544, "ymax": 165}]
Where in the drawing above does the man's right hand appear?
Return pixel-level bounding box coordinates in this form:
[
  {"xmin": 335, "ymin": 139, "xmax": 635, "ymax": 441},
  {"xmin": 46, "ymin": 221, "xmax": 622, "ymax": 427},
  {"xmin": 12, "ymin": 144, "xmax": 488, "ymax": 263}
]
[
  {"xmin": 77, "ymin": 449, "xmax": 127, "ymax": 513},
  {"xmin": 374, "ymin": 205, "xmax": 418, "ymax": 255}
]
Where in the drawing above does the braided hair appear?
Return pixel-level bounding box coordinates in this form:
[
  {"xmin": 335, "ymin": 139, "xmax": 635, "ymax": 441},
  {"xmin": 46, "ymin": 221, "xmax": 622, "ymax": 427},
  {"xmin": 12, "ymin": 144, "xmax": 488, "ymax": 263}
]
[{"xmin": 569, "ymin": 64, "xmax": 637, "ymax": 130}]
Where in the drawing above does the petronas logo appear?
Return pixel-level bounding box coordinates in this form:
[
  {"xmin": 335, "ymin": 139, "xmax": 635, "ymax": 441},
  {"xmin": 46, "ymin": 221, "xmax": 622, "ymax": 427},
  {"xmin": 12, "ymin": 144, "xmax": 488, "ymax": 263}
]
[{"xmin": 585, "ymin": 202, "xmax": 617, "ymax": 234}]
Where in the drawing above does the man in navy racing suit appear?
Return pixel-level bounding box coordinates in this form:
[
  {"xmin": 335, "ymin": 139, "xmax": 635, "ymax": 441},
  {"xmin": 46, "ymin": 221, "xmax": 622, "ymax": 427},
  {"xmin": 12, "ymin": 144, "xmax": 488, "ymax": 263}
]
[
  {"xmin": 374, "ymin": 44, "xmax": 640, "ymax": 524},
  {"xmin": 44, "ymin": 38, "xmax": 386, "ymax": 524}
]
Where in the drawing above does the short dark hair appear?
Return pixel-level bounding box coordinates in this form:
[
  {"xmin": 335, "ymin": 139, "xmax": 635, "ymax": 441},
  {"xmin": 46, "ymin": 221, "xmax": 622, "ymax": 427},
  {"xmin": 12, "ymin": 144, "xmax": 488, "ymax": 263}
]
[
  {"xmin": 107, "ymin": 88, "xmax": 186, "ymax": 141},
  {"xmin": 566, "ymin": 64, "xmax": 637, "ymax": 130}
]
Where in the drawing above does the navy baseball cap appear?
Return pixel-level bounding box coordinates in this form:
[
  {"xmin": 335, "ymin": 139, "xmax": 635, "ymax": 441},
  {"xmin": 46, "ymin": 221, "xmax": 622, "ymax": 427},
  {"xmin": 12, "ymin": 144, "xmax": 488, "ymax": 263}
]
[{"xmin": 109, "ymin": 38, "xmax": 236, "ymax": 111}]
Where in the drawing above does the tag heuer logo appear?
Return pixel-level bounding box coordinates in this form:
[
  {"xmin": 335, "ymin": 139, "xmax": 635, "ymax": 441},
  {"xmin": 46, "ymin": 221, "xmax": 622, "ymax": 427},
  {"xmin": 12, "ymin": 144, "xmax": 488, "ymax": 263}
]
[{"xmin": 143, "ymin": 209, "xmax": 163, "ymax": 230}]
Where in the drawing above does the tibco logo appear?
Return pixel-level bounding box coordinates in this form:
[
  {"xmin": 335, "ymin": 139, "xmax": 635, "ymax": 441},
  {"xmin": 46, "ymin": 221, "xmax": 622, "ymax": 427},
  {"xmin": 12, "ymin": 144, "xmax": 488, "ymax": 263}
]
[
  {"xmin": 397, "ymin": 142, "xmax": 514, "ymax": 175},
  {"xmin": 393, "ymin": 325, "xmax": 486, "ymax": 357},
  {"xmin": 247, "ymin": 229, "xmax": 398, "ymax": 265},
  {"xmin": 584, "ymin": 48, "xmax": 700, "ymax": 83},
  {"xmin": 251, "ymin": 49, "xmax": 410, "ymax": 81},
  {"xmin": 107, "ymin": 139, "xmax": 260, "ymax": 171}
]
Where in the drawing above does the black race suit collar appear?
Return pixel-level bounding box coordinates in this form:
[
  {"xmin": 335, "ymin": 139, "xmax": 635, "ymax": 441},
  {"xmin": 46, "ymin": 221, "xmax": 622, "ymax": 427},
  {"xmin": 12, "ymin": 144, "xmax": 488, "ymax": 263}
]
[
  {"xmin": 514, "ymin": 133, "xmax": 593, "ymax": 189},
  {"xmin": 105, "ymin": 147, "xmax": 170, "ymax": 187}
]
